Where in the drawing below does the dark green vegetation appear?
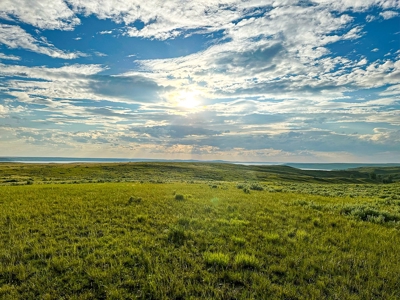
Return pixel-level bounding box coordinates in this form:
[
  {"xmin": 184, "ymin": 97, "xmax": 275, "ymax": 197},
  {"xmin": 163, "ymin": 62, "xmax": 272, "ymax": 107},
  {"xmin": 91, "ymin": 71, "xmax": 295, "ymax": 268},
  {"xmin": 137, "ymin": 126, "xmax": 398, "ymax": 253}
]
[{"xmin": 1, "ymin": 163, "xmax": 400, "ymax": 299}]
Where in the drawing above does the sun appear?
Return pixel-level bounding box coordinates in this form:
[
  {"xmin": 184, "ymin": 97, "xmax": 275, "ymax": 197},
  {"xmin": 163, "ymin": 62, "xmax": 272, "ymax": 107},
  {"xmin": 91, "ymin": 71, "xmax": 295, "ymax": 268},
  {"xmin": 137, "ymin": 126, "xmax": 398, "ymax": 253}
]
[{"xmin": 176, "ymin": 90, "xmax": 200, "ymax": 108}]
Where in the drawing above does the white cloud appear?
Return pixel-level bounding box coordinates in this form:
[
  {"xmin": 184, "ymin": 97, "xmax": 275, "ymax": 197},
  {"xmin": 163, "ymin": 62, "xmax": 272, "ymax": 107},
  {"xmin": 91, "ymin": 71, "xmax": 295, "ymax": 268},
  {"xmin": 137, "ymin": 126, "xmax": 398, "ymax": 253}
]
[
  {"xmin": 357, "ymin": 58, "xmax": 368, "ymax": 65},
  {"xmin": 380, "ymin": 10, "xmax": 399, "ymax": 19},
  {"xmin": 125, "ymin": 1, "xmax": 396, "ymax": 104},
  {"xmin": 366, "ymin": 15, "xmax": 377, "ymax": 22},
  {"xmin": 371, "ymin": 48, "xmax": 379, "ymax": 52},
  {"xmin": 379, "ymin": 84, "xmax": 400, "ymax": 96},
  {"xmin": 62, "ymin": 0, "xmax": 400, "ymax": 40},
  {"xmin": 0, "ymin": 24, "xmax": 85, "ymax": 59},
  {"xmin": 360, "ymin": 128, "xmax": 400, "ymax": 144},
  {"xmin": 0, "ymin": 0, "xmax": 398, "ymax": 42},
  {"xmin": 0, "ymin": 104, "xmax": 9, "ymax": 115},
  {"xmin": 313, "ymin": 0, "xmax": 400, "ymax": 12},
  {"xmin": 0, "ymin": 0, "xmax": 399, "ymax": 161},
  {"xmin": 0, "ymin": 53, "xmax": 20, "ymax": 60},
  {"xmin": 1, "ymin": 2, "xmax": 397, "ymax": 119},
  {"xmin": 0, "ymin": 62, "xmax": 170, "ymax": 107},
  {"xmin": 0, "ymin": 63, "xmax": 108, "ymax": 104},
  {"xmin": 343, "ymin": 26, "xmax": 364, "ymax": 40},
  {"xmin": 0, "ymin": 11, "xmax": 14, "ymax": 21},
  {"xmin": 94, "ymin": 51, "xmax": 107, "ymax": 57},
  {"xmin": 0, "ymin": 102, "xmax": 26, "ymax": 117},
  {"xmin": 67, "ymin": 0, "xmax": 249, "ymax": 39},
  {"xmin": 0, "ymin": 0, "xmax": 80, "ymax": 30}
]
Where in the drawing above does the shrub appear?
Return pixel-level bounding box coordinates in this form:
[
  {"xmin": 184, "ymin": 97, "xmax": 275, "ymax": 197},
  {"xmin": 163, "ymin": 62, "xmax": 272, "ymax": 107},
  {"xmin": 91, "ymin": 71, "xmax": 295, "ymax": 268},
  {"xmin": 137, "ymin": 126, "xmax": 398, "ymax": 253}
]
[
  {"xmin": 250, "ymin": 182, "xmax": 264, "ymax": 191},
  {"xmin": 237, "ymin": 183, "xmax": 246, "ymax": 189},
  {"xmin": 265, "ymin": 233, "xmax": 280, "ymax": 243},
  {"xmin": 341, "ymin": 205, "xmax": 400, "ymax": 223},
  {"xmin": 175, "ymin": 194, "xmax": 185, "ymax": 201},
  {"xmin": 167, "ymin": 227, "xmax": 186, "ymax": 246},
  {"xmin": 231, "ymin": 236, "xmax": 246, "ymax": 246},
  {"xmin": 204, "ymin": 252, "xmax": 230, "ymax": 268},
  {"xmin": 177, "ymin": 217, "xmax": 191, "ymax": 227},
  {"xmin": 234, "ymin": 253, "xmax": 259, "ymax": 269},
  {"xmin": 269, "ymin": 264, "xmax": 286, "ymax": 277},
  {"xmin": 296, "ymin": 230, "xmax": 309, "ymax": 241},
  {"xmin": 227, "ymin": 205, "xmax": 237, "ymax": 212},
  {"xmin": 312, "ymin": 218, "xmax": 321, "ymax": 227},
  {"xmin": 136, "ymin": 215, "xmax": 147, "ymax": 223},
  {"xmin": 204, "ymin": 205, "xmax": 213, "ymax": 213},
  {"xmin": 128, "ymin": 196, "xmax": 142, "ymax": 204}
]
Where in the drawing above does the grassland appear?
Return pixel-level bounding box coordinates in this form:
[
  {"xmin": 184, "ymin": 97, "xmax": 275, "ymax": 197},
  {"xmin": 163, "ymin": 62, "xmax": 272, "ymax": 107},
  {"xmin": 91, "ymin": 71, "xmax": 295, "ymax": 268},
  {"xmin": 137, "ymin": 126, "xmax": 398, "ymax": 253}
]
[{"xmin": 0, "ymin": 163, "xmax": 400, "ymax": 299}]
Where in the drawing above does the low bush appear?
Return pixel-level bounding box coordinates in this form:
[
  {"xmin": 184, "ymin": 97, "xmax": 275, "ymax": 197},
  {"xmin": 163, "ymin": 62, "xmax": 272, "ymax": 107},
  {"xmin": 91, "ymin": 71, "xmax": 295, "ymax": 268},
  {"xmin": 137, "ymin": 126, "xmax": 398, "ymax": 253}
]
[
  {"xmin": 204, "ymin": 252, "xmax": 230, "ymax": 268},
  {"xmin": 341, "ymin": 205, "xmax": 400, "ymax": 223},
  {"xmin": 167, "ymin": 226, "xmax": 186, "ymax": 245},
  {"xmin": 249, "ymin": 182, "xmax": 264, "ymax": 191},
  {"xmin": 234, "ymin": 253, "xmax": 260, "ymax": 269},
  {"xmin": 175, "ymin": 194, "xmax": 185, "ymax": 200},
  {"xmin": 231, "ymin": 236, "xmax": 246, "ymax": 246}
]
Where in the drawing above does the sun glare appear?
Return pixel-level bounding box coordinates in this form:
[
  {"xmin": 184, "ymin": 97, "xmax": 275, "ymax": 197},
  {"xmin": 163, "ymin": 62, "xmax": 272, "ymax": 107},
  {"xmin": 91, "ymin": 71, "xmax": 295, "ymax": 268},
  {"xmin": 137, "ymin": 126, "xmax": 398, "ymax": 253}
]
[{"xmin": 176, "ymin": 90, "xmax": 200, "ymax": 108}]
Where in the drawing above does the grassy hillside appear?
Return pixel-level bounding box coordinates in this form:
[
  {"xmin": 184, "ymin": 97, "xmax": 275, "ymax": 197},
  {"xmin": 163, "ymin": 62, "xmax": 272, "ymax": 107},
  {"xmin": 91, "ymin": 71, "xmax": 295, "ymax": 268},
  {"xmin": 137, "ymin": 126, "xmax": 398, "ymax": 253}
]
[
  {"xmin": 351, "ymin": 166, "xmax": 400, "ymax": 182},
  {"xmin": 1, "ymin": 162, "xmax": 399, "ymax": 185},
  {"xmin": 0, "ymin": 163, "xmax": 399, "ymax": 299}
]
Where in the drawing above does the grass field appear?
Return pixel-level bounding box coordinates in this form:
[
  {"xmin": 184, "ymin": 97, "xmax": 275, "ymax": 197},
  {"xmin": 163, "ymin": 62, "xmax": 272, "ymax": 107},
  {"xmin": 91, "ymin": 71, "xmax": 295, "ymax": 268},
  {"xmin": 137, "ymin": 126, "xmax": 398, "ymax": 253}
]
[
  {"xmin": 1, "ymin": 162, "xmax": 399, "ymax": 186},
  {"xmin": 1, "ymin": 163, "xmax": 400, "ymax": 299}
]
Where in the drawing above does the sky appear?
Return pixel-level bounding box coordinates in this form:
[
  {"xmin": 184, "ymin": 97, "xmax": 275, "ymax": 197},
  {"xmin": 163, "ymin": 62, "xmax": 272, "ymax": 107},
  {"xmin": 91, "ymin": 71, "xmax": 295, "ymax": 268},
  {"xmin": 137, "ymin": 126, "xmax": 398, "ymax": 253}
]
[{"xmin": 0, "ymin": 0, "xmax": 399, "ymax": 162}]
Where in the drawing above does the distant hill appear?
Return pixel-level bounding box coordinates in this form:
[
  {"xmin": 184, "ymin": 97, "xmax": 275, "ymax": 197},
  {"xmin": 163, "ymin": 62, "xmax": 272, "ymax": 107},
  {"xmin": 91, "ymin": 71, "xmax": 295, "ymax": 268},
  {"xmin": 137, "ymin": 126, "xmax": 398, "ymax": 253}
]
[
  {"xmin": 1, "ymin": 161, "xmax": 399, "ymax": 184},
  {"xmin": 284, "ymin": 163, "xmax": 400, "ymax": 170},
  {"xmin": 1, "ymin": 157, "xmax": 399, "ymax": 171}
]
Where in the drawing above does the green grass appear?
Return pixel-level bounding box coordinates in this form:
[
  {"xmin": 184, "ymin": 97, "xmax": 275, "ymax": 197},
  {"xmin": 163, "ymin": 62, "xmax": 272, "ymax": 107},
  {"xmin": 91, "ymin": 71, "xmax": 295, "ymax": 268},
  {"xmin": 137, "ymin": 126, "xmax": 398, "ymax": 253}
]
[
  {"xmin": 1, "ymin": 162, "xmax": 399, "ymax": 186},
  {"xmin": 204, "ymin": 253, "xmax": 230, "ymax": 268},
  {"xmin": 0, "ymin": 163, "xmax": 400, "ymax": 299},
  {"xmin": 233, "ymin": 254, "xmax": 260, "ymax": 269}
]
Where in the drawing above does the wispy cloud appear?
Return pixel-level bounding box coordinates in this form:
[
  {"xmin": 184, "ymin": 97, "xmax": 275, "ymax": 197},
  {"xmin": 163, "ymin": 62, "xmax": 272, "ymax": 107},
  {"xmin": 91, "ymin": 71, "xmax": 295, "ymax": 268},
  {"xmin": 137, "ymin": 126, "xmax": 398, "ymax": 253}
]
[
  {"xmin": 94, "ymin": 51, "xmax": 107, "ymax": 57},
  {"xmin": 0, "ymin": 0, "xmax": 80, "ymax": 30},
  {"xmin": 380, "ymin": 10, "xmax": 399, "ymax": 19},
  {"xmin": 0, "ymin": 24, "xmax": 85, "ymax": 59},
  {"xmin": 0, "ymin": 53, "xmax": 20, "ymax": 60}
]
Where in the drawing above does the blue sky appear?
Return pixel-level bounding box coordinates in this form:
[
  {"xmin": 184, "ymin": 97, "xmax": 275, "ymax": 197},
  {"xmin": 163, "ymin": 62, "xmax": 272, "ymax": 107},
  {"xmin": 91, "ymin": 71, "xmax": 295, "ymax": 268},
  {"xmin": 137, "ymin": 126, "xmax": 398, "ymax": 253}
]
[{"xmin": 0, "ymin": 0, "xmax": 399, "ymax": 162}]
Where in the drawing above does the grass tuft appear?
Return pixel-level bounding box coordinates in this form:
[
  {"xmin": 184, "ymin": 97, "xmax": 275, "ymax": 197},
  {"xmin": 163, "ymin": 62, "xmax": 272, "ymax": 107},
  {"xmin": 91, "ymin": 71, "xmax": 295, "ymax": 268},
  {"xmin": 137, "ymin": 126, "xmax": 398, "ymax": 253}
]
[
  {"xmin": 234, "ymin": 253, "xmax": 260, "ymax": 269},
  {"xmin": 231, "ymin": 236, "xmax": 246, "ymax": 246},
  {"xmin": 167, "ymin": 226, "xmax": 187, "ymax": 245},
  {"xmin": 175, "ymin": 194, "xmax": 185, "ymax": 200},
  {"xmin": 204, "ymin": 252, "xmax": 230, "ymax": 268},
  {"xmin": 265, "ymin": 233, "xmax": 280, "ymax": 243}
]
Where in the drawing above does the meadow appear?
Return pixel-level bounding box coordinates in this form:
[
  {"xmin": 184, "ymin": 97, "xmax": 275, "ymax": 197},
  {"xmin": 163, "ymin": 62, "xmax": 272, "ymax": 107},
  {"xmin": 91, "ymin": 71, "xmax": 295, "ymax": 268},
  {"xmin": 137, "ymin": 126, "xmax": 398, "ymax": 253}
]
[{"xmin": 0, "ymin": 163, "xmax": 399, "ymax": 299}]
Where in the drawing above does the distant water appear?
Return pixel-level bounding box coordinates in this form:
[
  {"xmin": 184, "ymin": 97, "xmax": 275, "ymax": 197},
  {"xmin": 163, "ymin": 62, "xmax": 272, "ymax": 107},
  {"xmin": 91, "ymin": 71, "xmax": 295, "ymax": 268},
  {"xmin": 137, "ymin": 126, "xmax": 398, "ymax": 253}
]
[
  {"xmin": 0, "ymin": 157, "xmax": 217, "ymax": 164},
  {"xmin": 234, "ymin": 162, "xmax": 282, "ymax": 166},
  {"xmin": 1, "ymin": 157, "xmax": 399, "ymax": 170},
  {"xmin": 284, "ymin": 163, "xmax": 400, "ymax": 170},
  {"xmin": 295, "ymin": 167, "xmax": 332, "ymax": 171},
  {"xmin": 234, "ymin": 162, "xmax": 335, "ymax": 170},
  {"xmin": 0, "ymin": 157, "xmax": 136, "ymax": 163},
  {"xmin": 232, "ymin": 162, "xmax": 400, "ymax": 170}
]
